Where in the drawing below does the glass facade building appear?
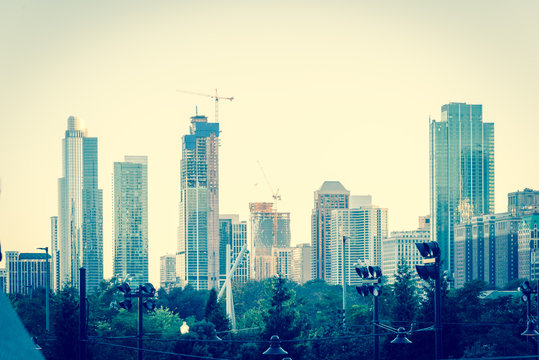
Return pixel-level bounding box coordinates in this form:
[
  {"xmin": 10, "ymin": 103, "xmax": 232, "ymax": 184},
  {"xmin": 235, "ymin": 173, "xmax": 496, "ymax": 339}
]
[
  {"xmin": 219, "ymin": 215, "xmax": 250, "ymax": 285},
  {"xmin": 177, "ymin": 114, "xmax": 220, "ymax": 290},
  {"xmin": 430, "ymin": 103, "xmax": 494, "ymax": 276},
  {"xmin": 311, "ymin": 181, "xmax": 350, "ymax": 282},
  {"xmin": 113, "ymin": 156, "xmax": 148, "ymax": 287},
  {"xmin": 57, "ymin": 116, "xmax": 103, "ymax": 292}
]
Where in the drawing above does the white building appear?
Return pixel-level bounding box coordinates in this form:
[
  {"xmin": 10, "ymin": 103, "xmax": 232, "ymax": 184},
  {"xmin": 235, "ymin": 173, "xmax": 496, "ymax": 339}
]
[
  {"xmin": 382, "ymin": 217, "xmax": 430, "ymax": 284},
  {"xmin": 57, "ymin": 116, "xmax": 103, "ymax": 292},
  {"xmin": 292, "ymin": 244, "xmax": 312, "ymax": 284},
  {"xmin": 6, "ymin": 251, "xmax": 50, "ymax": 295},
  {"xmin": 272, "ymin": 247, "xmax": 293, "ymax": 279},
  {"xmin": 330, "ymin": 197, "xmax": 388, "ymax": 286},
  {"xmin": 160, "ymin": 255, "xmax": 176, "ymax": 291},
  {"xmin": 113, "ymin": 156, "xmax": 149, "ymax": 287},
  {"xmin": 220, "ymin": 215, "xmax": 250, "ymax": 285}
]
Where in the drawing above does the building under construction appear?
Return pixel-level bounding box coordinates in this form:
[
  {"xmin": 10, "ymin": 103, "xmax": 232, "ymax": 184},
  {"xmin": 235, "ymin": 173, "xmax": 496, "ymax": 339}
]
[
  {"xmin": 177, "ymin": 113, "xmax": 220, "ymax": 290},
  {"xmin": 249, "ymin": 202, "xmax": 290, "ymax": 280}
]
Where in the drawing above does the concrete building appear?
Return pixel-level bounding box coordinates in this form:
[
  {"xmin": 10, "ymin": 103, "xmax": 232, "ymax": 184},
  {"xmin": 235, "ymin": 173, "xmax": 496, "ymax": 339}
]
[
  {"xmin": 6, "ymin": 251, "xmax": 50, "ymax": 295},
  {"xmin": 454, "ymin": 213, "xmax": 520, "ymax": 288},
  {"xmin": 57, "ymin": 116, "xmax": 103, "ymax": 292},
  {"xmin": 113, "ymin": 156, "xmax": 149, "ymax": 287},
  {"xmin": 509, "ymin": 188, "xmax": 539, "ymax": 217},
  {"xmin": 219, "ymin": 215, "xmax": 250, "ymax": 285},
  {"xmin": 430, "ymin": 103, "xmax": 494, "ymax": 276},
  {"xmin": 272, "ymin": 247, "xmax": 293, "ymax": 279},
  {"xmin": 329, "ymin": 197, "xmax": 388, "ymax": 286},
  {"xmin": 311, "ymin": 181, "xmax": 350, "ymax": 282},
  {"xmin": 50, "ymin": 216, "xmax": 60, "ymax": 291},
  {"xmin": 519, "ymin": 214, "xmax": 539, "ymax": 280},
  {"xmin": 0, "ymin": 268, "xmax": 6, "ymax": 293},
  {"xmin": 249, "ymin": 202, "xmax": 290, "ymax": 281},
  {"xmin": 177, "ymin": 113, "xmax": 220, "ymax": 290},
  {"xmin": 160, "ymin": 254, "xmax": 176, "ymax": 291},
  {"xmin": 292, "ymin": 243, "xmax": 312, "ymax": 284},
  {"xmin": 382, "ymin": 217, "xmax": 430, "ymax": 284}
]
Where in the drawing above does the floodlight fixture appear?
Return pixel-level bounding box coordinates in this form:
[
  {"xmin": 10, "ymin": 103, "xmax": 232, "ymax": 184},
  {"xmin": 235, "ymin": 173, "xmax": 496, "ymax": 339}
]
[
  {"xmin": 356, "ymin": 285, "xmax": 370, "ymax": 297},
  {"xmin": 370, "ymin": 284, "xmax": 382, "ymax": 297},
  {"xmin": 262, "ymin": 335, "xmax": 288, "ymax": 356},
  {"xmin": 119, "ymin": 299, "xmax": 132, "ymax": 310},
  {"xmin": 180, "ymin": 321, "xmax": 190, "ymax": 335},
  {"xmin": 143, "ymin": 299, "xmax": 156, "ymax": 311},
  {"xmin": 117, "ymin": 283, "xmax": 131, "ymax": 294},
  {"xmin": 140, "ymin": 283, "xmax": 156, "ymax": 295}
]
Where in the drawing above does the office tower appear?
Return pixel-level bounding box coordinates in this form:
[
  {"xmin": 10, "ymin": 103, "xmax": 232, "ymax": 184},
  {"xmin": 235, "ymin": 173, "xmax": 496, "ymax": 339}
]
[
  {"xmin": 291, "ymin": 243, "xmax": 312, "ymax": 284},
  {"xmin": 0, "ymin": 268, "xmax": 6, "ymax": 293},
  {"xmin": 382, "ymin": 216, "xmax": 430, "ymax": 284},
  {"xmin": 272, "ymin": 247, "xmax": 293, "ymax": 279},
  {"xmin": 5, "ymin": 251, "xmax": 50, "ymax": 295},
  {"xmin": 430, "ymin": 103, "xmax": 494, "ymax": 275},
  {"xmin": 160, "ymin": 254, "xmax": 176, "ymax": 291},
  {"xmin": 177, "ymin": 113, "xmax": 220, "ymax": 290},
  {"xmin": 113, "ymin": 156, "xmax": 149, "ymax": 287},
  {"xmin": 249, "ymin": 203, "xmax": 290, "ymax": 280},
  {"xmin": 329, "ymin": 199, "xmax": 387, "ymax": 286},
  {"xmin": 50, "ymin": 216, "xmax": 60, "ymax": 291},
  {"xmin": 57, "ymin": 116, "xmax": 103, "ymax": 292},
  {"xmin": 454, "ymin": 213, "xmax": 520, "ymax": 288},
  {"xmin": 220, "ymin": 215, "xmax": 250, "ymax": 284},
  {"xmin": 508, "ymin": 188, "xmax": 539, "ymax": 217},
  {"xmin": 520, "ymin": 215, "xmax": 539, "ymax": 280},
  {"xmin": 311, "ymin": 181, "xmax": 350, "ymax": 282}
]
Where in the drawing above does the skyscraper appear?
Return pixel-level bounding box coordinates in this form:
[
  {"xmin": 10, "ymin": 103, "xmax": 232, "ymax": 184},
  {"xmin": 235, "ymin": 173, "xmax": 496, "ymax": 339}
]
[
  {"xmin": 430, "ymin": 103, "xmax": 494, "ymax": 275},
  {"xmin": 113, "ymin": 156, "xmax": 148, "ymax": 287},
  {"xmin": 219, "ymin": 214, "xmax": 249, "ymax": 285},
  {"xmin": 57, "ymin": 116, "xmax": 103, "ymax": 292},
  {"xmin": 330, "ymin": 198, "xmax": 387, "ymax": 286},
  {"xmin": 177, "ymin": 113, "xmax": 220, "ymax": 290},
  {"xmin": 50, "ymin": 216, "xmax": 59, "ymax": 291},
  {"xmin": 249, "ymin": 203, "xmax": 290, "ymax": 280},
  {"xmin": 311, "ymin": 181, "xmax": 350, "ymax": 281},
  {"xmin": 160, "ymin": 254, "xmax": 176, "ymax": 291},
  {"xmin": 5, "ymin": 251, "xmax": 50, "ymax": 295}
]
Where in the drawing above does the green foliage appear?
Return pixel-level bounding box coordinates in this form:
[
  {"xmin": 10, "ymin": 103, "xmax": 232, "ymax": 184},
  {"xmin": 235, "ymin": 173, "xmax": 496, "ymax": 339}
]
[
  {"xmin": 50, "ymin": 287, "xmax": 79, "ymax": 360},
  {"xmin": 261, "ymin": 275, "xmax": 302, "ymax": 340},
  {"xmin": 204, "ymin": 288, "xmax": 230, "ymax": 331}
]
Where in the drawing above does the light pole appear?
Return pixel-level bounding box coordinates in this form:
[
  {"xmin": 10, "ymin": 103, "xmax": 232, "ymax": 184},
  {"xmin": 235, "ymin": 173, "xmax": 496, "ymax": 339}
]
[{"xmin": 37, "ymin": 247, "xmax": 50, "ymax": 332}]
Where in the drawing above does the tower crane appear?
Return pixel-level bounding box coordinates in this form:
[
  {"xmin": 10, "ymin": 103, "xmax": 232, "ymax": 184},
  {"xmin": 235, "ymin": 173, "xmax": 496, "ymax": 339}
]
[
  {"xmin": 257, "ymin": 161, "xmax": 281, "ymax": 247},
  {"xmin": 176, "ymin": 89, "xmax": 234, "ymax": 123}
]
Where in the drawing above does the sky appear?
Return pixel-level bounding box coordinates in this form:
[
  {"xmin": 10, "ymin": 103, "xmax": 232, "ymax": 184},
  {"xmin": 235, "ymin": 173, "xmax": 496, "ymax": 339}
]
[{"xmin": 1, "ymin": 0, "xmax": 538, "ymax": 286}]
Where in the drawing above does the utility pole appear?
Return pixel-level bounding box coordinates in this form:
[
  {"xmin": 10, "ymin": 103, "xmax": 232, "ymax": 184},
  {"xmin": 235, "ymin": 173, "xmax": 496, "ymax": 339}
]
[
  {"xmin": 79, "ymin": 267, "xmax": 87, "ymax": 360},
  {"xmin": 374, "ymin": 295, "xmax": 379, "ymax": 360},
  {"xmin": 434, "ymin": 257, "xmax": 442, "ymax": 360},
  {"xmin": 37, "ymin": 247, "xmax": 50, "ymax": 332}
]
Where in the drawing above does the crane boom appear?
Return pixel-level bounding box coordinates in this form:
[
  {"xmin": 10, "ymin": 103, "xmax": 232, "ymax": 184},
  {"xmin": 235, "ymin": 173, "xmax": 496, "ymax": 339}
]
[{"xmin": 176, "ymin": 89, "xmax": 234, "ymax": 124}]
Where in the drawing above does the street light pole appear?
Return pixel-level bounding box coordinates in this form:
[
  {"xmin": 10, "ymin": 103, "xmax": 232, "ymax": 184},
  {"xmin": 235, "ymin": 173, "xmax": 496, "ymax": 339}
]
[
  {"xmin": 138, "ymin": 296, "xmax": 143, "ymax": 360},
  {"xmin": 434, "ymin": 259, "xmax": 442, "ymax": 360},
  {"xmin": 37, "ymin": 246, "xmax": 50, "ymax": 332}
]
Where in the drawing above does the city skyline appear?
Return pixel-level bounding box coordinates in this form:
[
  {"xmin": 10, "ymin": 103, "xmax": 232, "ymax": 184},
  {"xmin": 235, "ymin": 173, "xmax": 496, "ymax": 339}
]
[{"xmin": 1, "ymin": 1, "xmax": 538, "ymax": 286}]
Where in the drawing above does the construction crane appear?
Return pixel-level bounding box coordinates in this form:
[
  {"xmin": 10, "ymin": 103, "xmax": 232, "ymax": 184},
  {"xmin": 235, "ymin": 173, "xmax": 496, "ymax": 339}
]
[
  {"xmin": 176, "ymin": 89, "xmax": 234, "ymax": 123},
  {"xmin": 257, "ymin": 161, "xmax": 281, "ymax": 247}
]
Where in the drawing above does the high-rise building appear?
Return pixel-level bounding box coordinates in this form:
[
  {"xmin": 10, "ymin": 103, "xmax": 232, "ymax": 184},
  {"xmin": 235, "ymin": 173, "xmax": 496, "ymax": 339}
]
[
  {"xmin": 272, "ymin": 247, "xmax": 293, "ymax": 279},
  {"xmin": 113, "ymin": 156, "xmax": 149, "ymax": 287},
  {"xmin": 219, "ymin": 215, "xmax": 250, "ymax": 285},
  {"xmin": 5, "ymin": 251, "xmax": 50, "ymax": 295},
  {"xmin": 249, "ymin": 203, "xmax": 290, "ymax": 281},
  {"xmin": 430, "ymin": 103, "xmax": 494, "ymax": 275},
  {"xmin": 160, "ymin": 254, "xmax": 176, "ymax": 291},
  {"xmin": 508, "ymin": 188, "xmax": 539, "ymax": 217},
  {"xmin": 0, "ymin": 268, "xmax": 6, "ymax": 293},
  {"xmin": 50, "ymin": 216, "xmax": 60, "ymax": 291},
  {"xmin": 291, "ymin": 243, "xmax": 312, "ymax": 284},
  {"xmin": 177, "ymin": 113, "xmax": 220, "ymax": 290},
  {"xmin": 382, "ymin": 216, "xmax": 430, "ymax": 284},
  {"xmin": 57, "ymin": 116, "xmax": 103, "ymax": 292},
  {"xmin": 329, "ymin": 199, "xmax": 387, "ymax": 286},
  {"xmin": 518, "ymin": 214, "xmax": 539, "ymax": 280},
  {"xmin": 311, "ymin": 181, "xmax": 350, "ymax": 282}
]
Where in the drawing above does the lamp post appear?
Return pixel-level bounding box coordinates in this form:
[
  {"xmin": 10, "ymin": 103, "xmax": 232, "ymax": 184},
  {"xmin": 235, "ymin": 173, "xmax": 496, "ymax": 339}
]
[
  {"xmin": 262, "ymin": 335, "xmax": 288, "ymax": 357},
  {"xmin": 37, "ymin": 247, "xmax": 50, "ymax": 332},
  {"xmin": 355, "ymin": 264, "xmax": 383, "ymax": 360},
  {"xmin": 117, "ymin": 282, "xmax": 157, "ymax": 360},
  {"xmin": 415, "ymin": 241, "xmax": 442, "ymax": 360}
]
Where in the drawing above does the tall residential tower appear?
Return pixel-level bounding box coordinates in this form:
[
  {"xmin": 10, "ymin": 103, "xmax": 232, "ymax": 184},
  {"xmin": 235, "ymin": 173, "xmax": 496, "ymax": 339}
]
[
  {"xmin": 57, "ymin": 116, "xmax": 103, "ymax": 292},
  {"xmin": 113, "ymin": 156, "xmax": 149, "ymax": 286},
  {"xmin": 177, "ymin": 113, "xmax": 220, "ymax": 290},
  {"xmin": 430, "ymin": 103, "xmax": 494, "ymax": 275}
]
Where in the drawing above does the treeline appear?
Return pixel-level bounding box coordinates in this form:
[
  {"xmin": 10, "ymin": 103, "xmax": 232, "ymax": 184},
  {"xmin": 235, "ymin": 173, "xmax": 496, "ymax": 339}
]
[{"xmin": 9, "ymin": 263, "xmax": 537, "ymax": 359}]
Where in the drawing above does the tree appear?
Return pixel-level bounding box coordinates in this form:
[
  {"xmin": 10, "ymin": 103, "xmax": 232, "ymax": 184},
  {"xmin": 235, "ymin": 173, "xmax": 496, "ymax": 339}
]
[
  {"xmin": 391, "ymin": 258, "xmax": 419, "ymax": 323},
  {"xmin": 50, "ymin": 287, "xmax": 79, "ymax": 360},
  {"xmin": 204, "ymin": 288, "xmax": 230, "ymax": 332},
  {"xmin": 261, "ymin": 275, "xmax": 301, "ymax": 340}
]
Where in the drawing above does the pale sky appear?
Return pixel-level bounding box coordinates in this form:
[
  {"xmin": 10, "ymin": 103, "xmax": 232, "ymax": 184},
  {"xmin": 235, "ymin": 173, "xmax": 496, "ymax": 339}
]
[{"xmin": 1, "ymin": 0, "xmax": 538, "ymax": 286}]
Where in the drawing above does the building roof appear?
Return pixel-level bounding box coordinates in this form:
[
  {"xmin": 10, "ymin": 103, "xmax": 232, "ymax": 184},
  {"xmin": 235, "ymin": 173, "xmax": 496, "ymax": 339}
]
[
  {"xmin": 479, "ymin": 290, "xmax": 520, "ymax": 300},
  {"xmin": 18, "ymin": 253, "xmax": 50, "ymax": 260},
  {"xmin": 317, "ymin": 181, "xmax": 349, "ymax": 194}
]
